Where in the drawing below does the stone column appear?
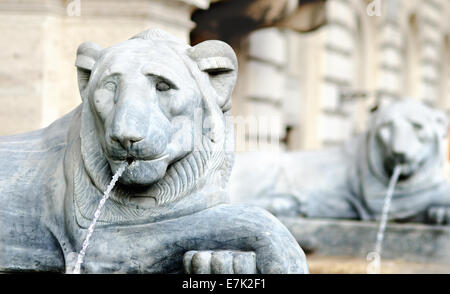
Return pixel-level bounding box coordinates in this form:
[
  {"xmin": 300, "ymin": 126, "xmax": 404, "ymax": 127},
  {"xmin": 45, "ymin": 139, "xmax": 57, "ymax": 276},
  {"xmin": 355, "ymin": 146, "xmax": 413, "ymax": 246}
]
[
  {"xmin": 232, "ymin": 28, "xmax": 287, "ymax": 152},
  {"xmin": 316, "ymin": 0, "xmax": 356, "ymax": 148},
  {"xmin": 375, "ymin": 0, "xmax": 403, "ymax": 106},
  {"xmin": 416, "ymin": 0, "xmax": 447, "ymax": 106}
]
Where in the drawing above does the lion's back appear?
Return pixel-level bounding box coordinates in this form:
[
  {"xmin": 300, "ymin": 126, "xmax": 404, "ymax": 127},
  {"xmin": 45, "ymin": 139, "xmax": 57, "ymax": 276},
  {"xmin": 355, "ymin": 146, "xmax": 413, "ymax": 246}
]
[
  {"xmin": 0, "ymin": 109, "xmax": 76, "ymax": 201},
  {"xmin": 0, "ymin": 107, "xmax": 80, "ymax": 272},
  {"xmin": 230, "ymin": 145, "xmax": 354, "ymax": 203}
]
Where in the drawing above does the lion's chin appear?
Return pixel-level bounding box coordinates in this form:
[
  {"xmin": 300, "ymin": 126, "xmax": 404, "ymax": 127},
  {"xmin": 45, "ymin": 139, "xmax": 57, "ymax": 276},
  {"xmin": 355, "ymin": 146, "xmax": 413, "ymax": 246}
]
[{"xmin": 109, "ymin": 159, "xmax": 168, "ymax": 187}]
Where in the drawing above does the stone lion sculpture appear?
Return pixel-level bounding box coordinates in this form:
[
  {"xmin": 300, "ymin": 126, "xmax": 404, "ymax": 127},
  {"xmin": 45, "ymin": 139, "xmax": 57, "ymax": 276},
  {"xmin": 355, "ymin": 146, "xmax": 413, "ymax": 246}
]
[
  {"xmin": 230, "ymin": 100, "xmax": 450, "ymax": 224},
  {"xmin": 0, "ymin": 29, "xmax": 307, "ymax": 273}
]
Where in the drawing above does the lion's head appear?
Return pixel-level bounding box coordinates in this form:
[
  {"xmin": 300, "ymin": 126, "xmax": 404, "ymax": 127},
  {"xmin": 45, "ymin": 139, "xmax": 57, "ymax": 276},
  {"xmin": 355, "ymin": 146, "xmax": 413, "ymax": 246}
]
[
  {"xmin": 73, "ymin": 29, "xmax": 237, "ymax": 216},
  {"xmin": 367, "ymin": 99, "xmax": 448, "ymax": 182}
]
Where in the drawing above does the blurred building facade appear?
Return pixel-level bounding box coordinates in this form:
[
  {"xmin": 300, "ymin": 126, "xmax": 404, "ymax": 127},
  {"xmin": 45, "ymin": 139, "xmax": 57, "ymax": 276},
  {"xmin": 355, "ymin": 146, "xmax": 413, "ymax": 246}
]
[
  {"xmin": 231, "ymin": 0, "xmax": 450, "ymax": 151},
  {"xmin": 0, "ymin": 0, "xmax": 449, "ymax": 154}
]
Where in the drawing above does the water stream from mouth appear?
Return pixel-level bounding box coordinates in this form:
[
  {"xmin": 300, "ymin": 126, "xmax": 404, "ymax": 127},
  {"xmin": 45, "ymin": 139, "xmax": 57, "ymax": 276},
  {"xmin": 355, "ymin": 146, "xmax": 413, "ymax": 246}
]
[
  {"xmin": 366, "ymin": 165, "xmax": 402, "ymax": 274},
  {"xmin": 68, "ymin": 161, "xmax": 128, "ymax": 274}
]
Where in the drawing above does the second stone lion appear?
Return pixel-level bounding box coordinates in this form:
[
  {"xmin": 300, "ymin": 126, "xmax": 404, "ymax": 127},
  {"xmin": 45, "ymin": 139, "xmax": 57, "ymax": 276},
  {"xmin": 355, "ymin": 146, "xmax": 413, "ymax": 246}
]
[{"xmin": 231, "ymin": 100, "xmax": 450, "ymax": 225}]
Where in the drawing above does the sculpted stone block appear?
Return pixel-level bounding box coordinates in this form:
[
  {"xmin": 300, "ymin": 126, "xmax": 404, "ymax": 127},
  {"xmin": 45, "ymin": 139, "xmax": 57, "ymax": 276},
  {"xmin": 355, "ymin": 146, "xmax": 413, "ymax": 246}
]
[
  {"xmin": 0, "ymin": 29, "xmax": 307, "ymax": 273},
  {"xmin": 231, "ymin": 100, "xmax": 450, "ymax": 224},
  {"xmin": 279, "ymin": 217, "xmax": 450, "ymax": 265}
]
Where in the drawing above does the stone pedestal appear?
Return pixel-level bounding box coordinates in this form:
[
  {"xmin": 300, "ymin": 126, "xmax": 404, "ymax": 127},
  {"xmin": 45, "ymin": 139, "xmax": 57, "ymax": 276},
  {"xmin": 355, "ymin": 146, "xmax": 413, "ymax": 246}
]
[{"xmin": 280, "ymin": 217, "xmax": 450, "ymax": 264}]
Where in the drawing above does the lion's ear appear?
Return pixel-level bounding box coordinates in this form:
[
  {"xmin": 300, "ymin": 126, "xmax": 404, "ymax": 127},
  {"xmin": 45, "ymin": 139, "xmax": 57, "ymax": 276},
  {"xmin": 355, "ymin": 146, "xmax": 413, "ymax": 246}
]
[
  {"xmin": 188, "ymin": 40, "xmax": 238, "ymax": 113},
  {"xmin": 75, "ymin": 42, "xmax": 102, "ymax": 100}
]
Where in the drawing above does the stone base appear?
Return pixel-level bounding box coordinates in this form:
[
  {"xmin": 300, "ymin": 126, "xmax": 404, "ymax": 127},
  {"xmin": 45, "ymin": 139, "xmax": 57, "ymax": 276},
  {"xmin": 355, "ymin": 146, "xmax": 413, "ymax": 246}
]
[{"xmin": 279, "ymin": 217, "xmax": 450, "ymax": 265}]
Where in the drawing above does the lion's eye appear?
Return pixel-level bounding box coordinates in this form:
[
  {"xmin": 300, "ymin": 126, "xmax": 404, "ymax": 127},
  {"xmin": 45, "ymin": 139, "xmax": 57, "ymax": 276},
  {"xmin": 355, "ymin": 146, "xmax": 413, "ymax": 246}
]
[
  {"xmin": 411, "ymin": 122, "xmax": 423, "ymax": 131},
  {"xmin": 104, "ymin": 81, "xmax": 117, "ymax": 92},
  {"xmin": 156, "ymin": 81, "xmax": 171, "ymax": 92}
]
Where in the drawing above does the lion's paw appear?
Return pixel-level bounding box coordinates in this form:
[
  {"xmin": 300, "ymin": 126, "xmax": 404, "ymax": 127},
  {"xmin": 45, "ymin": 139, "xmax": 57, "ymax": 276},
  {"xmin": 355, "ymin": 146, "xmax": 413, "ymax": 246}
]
[
  {"xmin": 427, "ymin": 206, "xmax": 450, "ymax": 225},
  {"xmin": 183, "ymin": 250, "xmax": 257, "ymax": 274}
]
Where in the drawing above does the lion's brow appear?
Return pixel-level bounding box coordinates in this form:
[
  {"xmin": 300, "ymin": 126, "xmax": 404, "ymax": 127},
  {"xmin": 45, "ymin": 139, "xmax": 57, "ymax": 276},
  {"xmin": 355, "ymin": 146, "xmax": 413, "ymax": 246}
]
[
  {"xmin": 143, "ymin": 71, "xmax": 179, "ymax": 88},
  {"xmin": 141, "ymin": 64, "xmax": 184, "ymax": 84}
]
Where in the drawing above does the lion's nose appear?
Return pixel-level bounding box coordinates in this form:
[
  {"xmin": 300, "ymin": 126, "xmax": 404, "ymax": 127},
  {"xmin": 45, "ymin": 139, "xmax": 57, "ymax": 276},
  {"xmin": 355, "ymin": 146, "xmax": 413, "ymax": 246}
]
[{"xmin": 110, "ymin": 134, "xmax": 144, "ymax": 151}]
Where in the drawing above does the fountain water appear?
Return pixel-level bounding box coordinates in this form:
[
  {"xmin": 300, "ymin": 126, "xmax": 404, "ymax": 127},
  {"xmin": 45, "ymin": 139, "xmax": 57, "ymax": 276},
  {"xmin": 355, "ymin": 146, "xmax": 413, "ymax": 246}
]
[
  {"xmin": 366, "ymin": 165, "xmax": 402, "ymax": 274},
  {"xmin": 68, "ymin": 161, "xmax": 128, "ymax": 274}
]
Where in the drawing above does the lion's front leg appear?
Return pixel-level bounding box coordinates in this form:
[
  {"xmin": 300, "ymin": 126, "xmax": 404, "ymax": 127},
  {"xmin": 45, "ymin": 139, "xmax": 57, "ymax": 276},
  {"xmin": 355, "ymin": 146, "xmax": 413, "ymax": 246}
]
[{"xmin": 183, "ymin": 250, "xmax": 256, "ymax": 274}]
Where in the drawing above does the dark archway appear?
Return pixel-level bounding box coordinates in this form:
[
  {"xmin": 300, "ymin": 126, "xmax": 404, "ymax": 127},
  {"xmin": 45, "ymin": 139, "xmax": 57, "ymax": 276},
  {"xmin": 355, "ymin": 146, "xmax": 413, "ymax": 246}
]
[{"xmin": 190, "ymin": 0, "xmax": 327, "ymax": 45}]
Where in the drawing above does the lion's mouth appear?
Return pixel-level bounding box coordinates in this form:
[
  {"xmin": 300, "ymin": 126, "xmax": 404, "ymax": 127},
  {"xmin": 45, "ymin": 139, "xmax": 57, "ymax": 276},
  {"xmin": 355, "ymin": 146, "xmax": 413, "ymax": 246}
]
[
  {"xmin": 108, "ymin": 153, "xmax": 169, "ymax": 166},
  {"xmin": 383, "ymin": 158, "xmax": 422, "ymax": 181},
  {"xmin": 126, "ymin": 156, "xmax": 134, "ymax": 165}
]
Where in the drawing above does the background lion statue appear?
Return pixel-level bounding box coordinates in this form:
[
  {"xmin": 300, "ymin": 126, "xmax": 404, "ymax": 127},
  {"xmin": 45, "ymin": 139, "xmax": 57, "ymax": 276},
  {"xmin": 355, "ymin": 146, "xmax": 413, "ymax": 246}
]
[
  {"xmin": 0, "ymin": 29, "xmax": 307, "ymax": 273},
  {"xmin": 230, "ymin": 100, "xmax": 450, "ymax": 224}
]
